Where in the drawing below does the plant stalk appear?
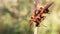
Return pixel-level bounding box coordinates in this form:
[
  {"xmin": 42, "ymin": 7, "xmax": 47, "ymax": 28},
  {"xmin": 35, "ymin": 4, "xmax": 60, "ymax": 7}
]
[{"xmin": 34, "ymin": 26, "xmax": 38, "ymax": 34}]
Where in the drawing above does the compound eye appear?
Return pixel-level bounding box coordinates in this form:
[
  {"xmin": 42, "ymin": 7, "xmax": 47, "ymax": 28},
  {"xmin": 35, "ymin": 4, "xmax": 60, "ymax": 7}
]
[{"xmin": 35, "ymin": 10, "xmax": 40, "ymax": 15}]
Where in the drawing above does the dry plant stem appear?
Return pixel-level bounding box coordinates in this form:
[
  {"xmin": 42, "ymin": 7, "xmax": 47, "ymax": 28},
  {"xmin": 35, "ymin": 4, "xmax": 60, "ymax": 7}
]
[
  {"xmin": 34, "ymin": 26, "xmax": 38, "ymax": 34},
  {"xmin": 34, "ymin": 23, "xmax": 39, "ymax": 34}
]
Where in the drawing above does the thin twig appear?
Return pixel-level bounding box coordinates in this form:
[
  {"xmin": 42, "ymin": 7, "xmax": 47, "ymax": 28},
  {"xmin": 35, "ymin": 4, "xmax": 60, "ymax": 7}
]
[{"xmin": 34, "ymin": 26, "xmax": 38, "ymax": 34}]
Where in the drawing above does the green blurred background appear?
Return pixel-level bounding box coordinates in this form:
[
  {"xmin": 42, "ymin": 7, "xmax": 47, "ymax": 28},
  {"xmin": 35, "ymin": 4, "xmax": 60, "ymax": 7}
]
[{"xmin": 0, "ymin": 0, "xmax": 60, "ymax": 34}]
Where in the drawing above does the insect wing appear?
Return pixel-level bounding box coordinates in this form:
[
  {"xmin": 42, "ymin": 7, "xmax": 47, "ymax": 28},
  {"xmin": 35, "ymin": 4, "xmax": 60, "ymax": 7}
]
[{"xmin": 34, "ymin": 0, "xmax": 39, "ymax": 10}]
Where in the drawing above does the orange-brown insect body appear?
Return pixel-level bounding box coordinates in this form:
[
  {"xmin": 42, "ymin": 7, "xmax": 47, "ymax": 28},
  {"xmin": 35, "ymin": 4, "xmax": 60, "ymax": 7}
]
[
  {"xmin": 31, "ymin": 2, "xmax": 53, "ymax": 26},
  {"xmin": 31, "ymin": 7, "xmax": 45, "ymax": 25}
]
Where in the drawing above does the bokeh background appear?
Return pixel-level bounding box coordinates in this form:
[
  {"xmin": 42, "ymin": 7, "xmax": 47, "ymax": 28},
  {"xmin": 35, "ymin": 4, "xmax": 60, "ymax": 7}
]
[{"xmin": 0, "ymin": 0, "xmax": 60, "ymax": 34}]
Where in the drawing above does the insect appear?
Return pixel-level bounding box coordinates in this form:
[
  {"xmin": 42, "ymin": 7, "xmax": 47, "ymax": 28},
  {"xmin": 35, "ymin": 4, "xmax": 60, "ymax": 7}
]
[
  {"xmin": 31, "ymin": 2, "xmax": 53, "ymax": 26},
  {"xmin": 28, "ymin": 0, "xmax": 53, "ymax": 27}
]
